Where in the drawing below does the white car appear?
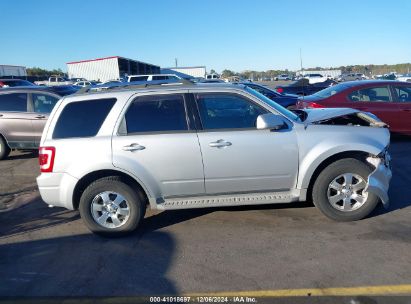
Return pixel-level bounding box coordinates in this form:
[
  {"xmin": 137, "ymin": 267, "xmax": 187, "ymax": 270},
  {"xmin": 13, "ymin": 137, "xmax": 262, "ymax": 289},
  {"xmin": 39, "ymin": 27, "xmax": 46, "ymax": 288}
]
[
  {"xmin": 303, "ymin": 73, "xmax": 328, "ymax": 84},
  {"xmin": 74, "ymin": 81, "xmax": 93, "ymax": 87},
  {"xmin": 396, "ymin": 74, "xmax": 411, "ymax": 82},
  {"xmin": 205, "ymin": 73, "xmax": 220, "ymax": 80},
  {"xmin": 276, "ymin": 74, "xmax": 291, "ymax": 81},
  {"xmin": 127, "ymin": 74, "xmax": 181, "ymax": 82}
]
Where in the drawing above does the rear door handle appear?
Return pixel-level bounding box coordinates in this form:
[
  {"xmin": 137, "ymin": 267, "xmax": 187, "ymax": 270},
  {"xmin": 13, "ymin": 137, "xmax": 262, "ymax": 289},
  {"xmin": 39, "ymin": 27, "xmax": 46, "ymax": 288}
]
[
  {"xmin": 209, "ymin": 139, "xmax": 232, "ymax": 148},
  {"xmin": 122, "ymin": 143, "xmax": 145, "ymax": 151},
  {"xmin": 35, "ymin": 115, "xmax": 46, "ymax": 119}
]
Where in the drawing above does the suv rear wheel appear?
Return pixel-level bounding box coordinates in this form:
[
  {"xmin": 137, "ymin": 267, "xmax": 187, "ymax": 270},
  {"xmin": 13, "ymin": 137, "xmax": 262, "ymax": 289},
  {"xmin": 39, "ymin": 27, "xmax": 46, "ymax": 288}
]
[
  {"xmin": 79, "ymin": 177, "xmax": 146, "ymax": 236},
  {"xmin": 0, "ymin": 136, "xmax": 11, "ymax": 160},
  {"xmin": 312, "ymin": 158, "xmax": 379, "ymax": 221}
]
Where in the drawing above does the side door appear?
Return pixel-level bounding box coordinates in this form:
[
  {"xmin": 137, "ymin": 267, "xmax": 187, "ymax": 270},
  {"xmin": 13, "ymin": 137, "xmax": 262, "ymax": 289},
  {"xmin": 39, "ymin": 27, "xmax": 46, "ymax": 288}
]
[
  {"xmin": 391, "ymin": 84, "xmax": 411, "ymax": 134},
  {"xmin": 112, "ymin": 93, "xmax": 205, "ymax": 198},
  {"xmin": 333, "ymin": 85, "xmax": 398, "ymax": 127},
  {"xmin": 193, "ymin": 91, "xmax": 299, "ymax": 194},
  {"xmin": 0, "ymin": 92, "xmax": 34, "ymax": 148},
  {"xmin": 29, "ymin": 92, "xmax": 61, "ymax": 146}
]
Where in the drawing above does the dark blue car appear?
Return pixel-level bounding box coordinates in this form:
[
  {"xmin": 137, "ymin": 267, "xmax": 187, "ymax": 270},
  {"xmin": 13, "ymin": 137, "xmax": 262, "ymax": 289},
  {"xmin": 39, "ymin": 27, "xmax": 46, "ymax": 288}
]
[{"xmin": 240, "ymin": 82, "xmax": 298, "ymax": 109}]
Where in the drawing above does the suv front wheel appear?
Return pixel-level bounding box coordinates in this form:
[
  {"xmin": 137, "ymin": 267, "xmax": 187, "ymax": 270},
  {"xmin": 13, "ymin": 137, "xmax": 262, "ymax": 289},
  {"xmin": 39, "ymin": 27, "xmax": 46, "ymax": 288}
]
[
  {"xmin": 312, "ymin": 158, "xmax": 379, "ymax": 221},
  {"xmin": 79, "ymin": 177, "xmax": 146, "ymax": 236}
]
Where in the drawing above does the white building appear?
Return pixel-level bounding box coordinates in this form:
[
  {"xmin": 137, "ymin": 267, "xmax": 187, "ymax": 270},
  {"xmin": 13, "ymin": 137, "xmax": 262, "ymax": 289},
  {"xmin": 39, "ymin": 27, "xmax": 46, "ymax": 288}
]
[
  {"xmin": 0, "ymin": 65, "xmax": 27, "ymax": 77},
  {"xmin": 67, "ymin": 56, "xmax": 160, "ymax": 82},
  {"xmin": 296, "ymin": 69, "xmax": 342, "ymax": 78},
  {"xmin": 161, "ymin": 66, "xmax": 206, "ymax": 79}
]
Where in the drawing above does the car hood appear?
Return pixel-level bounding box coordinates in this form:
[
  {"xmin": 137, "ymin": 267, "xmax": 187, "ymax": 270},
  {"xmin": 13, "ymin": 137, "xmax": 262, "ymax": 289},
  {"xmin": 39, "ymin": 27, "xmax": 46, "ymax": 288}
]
[{"xmin": 303, "ymin": 108, "xmax": 387, "ymax": 127}]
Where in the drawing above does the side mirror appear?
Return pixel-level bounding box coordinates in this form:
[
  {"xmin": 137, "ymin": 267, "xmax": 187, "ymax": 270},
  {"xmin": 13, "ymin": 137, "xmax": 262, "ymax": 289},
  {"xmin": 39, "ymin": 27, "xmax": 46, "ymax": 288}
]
[{"xmin": 256, "ymin": 113, "xmax": 286, "ymax": 131}]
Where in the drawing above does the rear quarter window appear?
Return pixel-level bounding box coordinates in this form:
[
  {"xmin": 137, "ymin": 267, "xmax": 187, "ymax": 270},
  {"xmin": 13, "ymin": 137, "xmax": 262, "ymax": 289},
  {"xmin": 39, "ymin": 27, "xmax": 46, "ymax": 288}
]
[
  {"xmin": 0, "ymin": 93, "xmax": 27, "ymax": 112},
  {"xmin": 52, "ymin": 98, "xmax": 116, "ymax": 139}
]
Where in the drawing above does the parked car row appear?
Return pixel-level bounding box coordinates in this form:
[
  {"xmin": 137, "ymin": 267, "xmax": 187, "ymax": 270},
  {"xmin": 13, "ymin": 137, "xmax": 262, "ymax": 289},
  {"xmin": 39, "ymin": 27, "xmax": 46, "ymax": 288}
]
[{"xmin": 2, "ymin": 78, "xmax": 411, "ymax": 159}]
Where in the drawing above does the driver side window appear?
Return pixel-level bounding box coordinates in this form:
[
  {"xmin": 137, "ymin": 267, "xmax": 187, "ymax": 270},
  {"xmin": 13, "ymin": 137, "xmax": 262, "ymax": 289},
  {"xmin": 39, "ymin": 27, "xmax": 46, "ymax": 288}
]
[
  {"xmin": 348, "ymin": 87, "xmax": 391, "ymax": 102},
  {"xmin": 195, "ymin": 93, "xmax": 268, "ymax": 130},
  {"xmin": 394, "ymin": 86, "xmax": 411, "ymax": 102}
]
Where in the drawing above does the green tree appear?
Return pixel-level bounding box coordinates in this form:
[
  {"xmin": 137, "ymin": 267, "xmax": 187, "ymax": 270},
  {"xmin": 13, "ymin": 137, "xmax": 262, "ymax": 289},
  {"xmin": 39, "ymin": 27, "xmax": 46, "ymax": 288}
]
[
  {"xmin": 221, "ymin": 69, "xmax": 235, "ymax": 78},
  {"xmin": 27, "ymin": 67, "xmax": 66, "ymax": 77}
]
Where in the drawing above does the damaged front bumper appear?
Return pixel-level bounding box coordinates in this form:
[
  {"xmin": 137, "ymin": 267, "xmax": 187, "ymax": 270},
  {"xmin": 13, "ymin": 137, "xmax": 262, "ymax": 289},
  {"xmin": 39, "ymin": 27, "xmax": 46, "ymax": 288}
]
[{"xmin": 365, "ymin": 152, "xmax": 392, "ymax": 208}]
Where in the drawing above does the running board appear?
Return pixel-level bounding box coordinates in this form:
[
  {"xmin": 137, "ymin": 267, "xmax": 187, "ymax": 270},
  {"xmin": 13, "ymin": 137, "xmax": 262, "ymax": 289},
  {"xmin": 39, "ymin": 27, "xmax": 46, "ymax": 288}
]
[{"xmin": 156, "ymin": 191, "xmax": 300, "ymax": 210}]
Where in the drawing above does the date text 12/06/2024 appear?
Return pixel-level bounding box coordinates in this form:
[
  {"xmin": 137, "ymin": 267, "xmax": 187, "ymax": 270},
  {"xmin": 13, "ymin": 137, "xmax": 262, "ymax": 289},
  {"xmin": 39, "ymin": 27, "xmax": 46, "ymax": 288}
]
[{"xmin": 149, "ymin": 296, "xmax": 257, "ymax": 303}]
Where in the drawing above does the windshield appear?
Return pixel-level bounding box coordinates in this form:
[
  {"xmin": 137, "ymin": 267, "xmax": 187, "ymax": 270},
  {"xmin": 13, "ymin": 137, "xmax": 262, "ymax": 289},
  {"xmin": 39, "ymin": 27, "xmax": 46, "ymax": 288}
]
[
  {"xmin": 1, "ymin": 80, "xmax": 34, "ymax": 87},
  {"xmin": 245, "ymin": 86, "xmax": 300, "ymax": 122},
  {"xmin": 311, "ymin": 83, "xmax": 350, "ymax": 99}
]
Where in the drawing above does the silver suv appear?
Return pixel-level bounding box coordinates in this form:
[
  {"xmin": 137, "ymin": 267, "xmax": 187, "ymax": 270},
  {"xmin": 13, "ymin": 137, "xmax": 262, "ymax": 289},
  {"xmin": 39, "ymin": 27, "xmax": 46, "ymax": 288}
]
[{"xmin": 36, "ymin": 83, "xmax": 392, "ymax": 236}]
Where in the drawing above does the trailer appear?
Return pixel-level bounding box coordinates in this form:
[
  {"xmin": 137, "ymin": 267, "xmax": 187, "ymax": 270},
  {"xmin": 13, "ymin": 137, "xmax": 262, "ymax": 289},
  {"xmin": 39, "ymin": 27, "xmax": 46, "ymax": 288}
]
[
  {"xmin": 67, "ymin": 56, "xmax": 160, "ymax": 82},
  {"xmin": 0, "ymin": 65, "xmax": 27, "ymax": 77},
  {"xmin": 161, "ymin": 66, "xmax": 206, "ymax": 79}
]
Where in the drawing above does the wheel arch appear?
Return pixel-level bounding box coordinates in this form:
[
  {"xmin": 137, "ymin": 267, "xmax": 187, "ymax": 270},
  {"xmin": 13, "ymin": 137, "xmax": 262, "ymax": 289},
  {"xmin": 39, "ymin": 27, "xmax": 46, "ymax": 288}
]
[
  {"xmin": 0, "ymin": 132, "xmax": 10, "ymax": 146},
  {"xmin": 72, "ymin": 169, "xmax": 150, "ymax": 210},
  {"xmin": 304, "ymin": 150, "xmax": 371, "ymax": 202}
]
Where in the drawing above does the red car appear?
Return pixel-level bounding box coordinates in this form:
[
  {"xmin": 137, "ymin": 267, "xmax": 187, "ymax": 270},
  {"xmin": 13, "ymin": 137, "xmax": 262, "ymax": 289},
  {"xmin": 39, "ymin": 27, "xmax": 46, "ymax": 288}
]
[{"xmin": 296, "ymin": 80, "xmax": 411, "ymax": 135}]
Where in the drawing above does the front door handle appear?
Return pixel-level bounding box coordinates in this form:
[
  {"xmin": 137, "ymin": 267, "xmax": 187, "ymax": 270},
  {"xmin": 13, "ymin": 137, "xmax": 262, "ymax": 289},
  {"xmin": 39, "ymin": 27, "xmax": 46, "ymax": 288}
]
[
  {"xmin": 122, "ymin": 143, "xmax": 145, "ymax": 152},
  {"xmin": 35, "ymin": 115, "xmax": 46, "ymax": 119},
  {"xmin": 209, "ymin": 139, "xmax": 232, "ymax": 148}
]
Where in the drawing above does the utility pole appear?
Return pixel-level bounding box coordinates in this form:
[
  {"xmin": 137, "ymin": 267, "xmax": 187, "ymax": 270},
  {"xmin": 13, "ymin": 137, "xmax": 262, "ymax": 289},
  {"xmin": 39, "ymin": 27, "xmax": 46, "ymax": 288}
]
[
  {"xmin": 299, "ymin": 48, "xmax": 303, "ymax": 73},
  {"xmin": 175, "ymin": 58, "xmax": 178, "ymax": 68}
]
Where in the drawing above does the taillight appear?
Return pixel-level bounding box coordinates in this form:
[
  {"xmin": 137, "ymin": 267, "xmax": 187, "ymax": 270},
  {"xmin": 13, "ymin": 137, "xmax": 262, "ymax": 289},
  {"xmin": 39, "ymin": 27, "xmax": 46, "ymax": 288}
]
[
  {"xmin": 305, "ymin": 102, "xmax": 324, "ymax": 109},
  {"xmin": 39, "ymin": 147, "xmax": 55, "ymax": 173},
  {"xmin": 276, "ymin": 87, "xmax": 284, "ymax": 93}
]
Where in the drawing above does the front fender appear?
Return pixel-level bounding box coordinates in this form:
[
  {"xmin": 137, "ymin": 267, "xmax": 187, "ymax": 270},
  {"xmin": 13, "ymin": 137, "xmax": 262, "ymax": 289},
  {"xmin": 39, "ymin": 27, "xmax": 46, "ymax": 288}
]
[
  {"xmin": 296, "ymin": 125, "xmax": 389, "ymax": 190},
  {"xmin": 297, "ymin": 143, "xmax": 383, "ymax": 190}
]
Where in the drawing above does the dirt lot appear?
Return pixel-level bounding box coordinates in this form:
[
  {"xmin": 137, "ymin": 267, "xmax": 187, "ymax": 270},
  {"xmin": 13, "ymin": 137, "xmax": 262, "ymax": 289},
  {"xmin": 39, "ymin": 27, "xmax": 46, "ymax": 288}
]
[{"xmin": 0, "ymin": 138, "xmax": 410, "ymax": 298}]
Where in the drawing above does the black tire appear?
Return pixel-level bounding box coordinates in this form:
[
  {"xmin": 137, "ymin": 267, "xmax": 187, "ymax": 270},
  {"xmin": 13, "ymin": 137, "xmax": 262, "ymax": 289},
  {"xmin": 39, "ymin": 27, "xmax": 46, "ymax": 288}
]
[
  {"xmin": 79, "ymin": 176, "xmax": 146, "ymax": 237},
  {"xmin": 0, "ymin": 136, "xmax": 11, "ymax": 160},
  {"xmin": 312, "ymin": 158, "xmax": 379, "ymax": 221}
]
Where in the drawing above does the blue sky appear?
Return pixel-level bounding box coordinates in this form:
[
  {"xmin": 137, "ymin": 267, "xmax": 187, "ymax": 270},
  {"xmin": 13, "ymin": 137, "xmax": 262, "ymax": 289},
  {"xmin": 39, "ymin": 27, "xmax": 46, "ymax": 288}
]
[{"xmin": 1, "ymin": 0, "xmax": 410, "ymax": 72}]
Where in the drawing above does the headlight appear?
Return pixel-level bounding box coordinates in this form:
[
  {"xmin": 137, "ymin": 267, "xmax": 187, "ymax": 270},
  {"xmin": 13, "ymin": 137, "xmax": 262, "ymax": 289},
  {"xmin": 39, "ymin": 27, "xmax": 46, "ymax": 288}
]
[{"xmin": 378, "ymin": 146, "xmax": 391, "ymax": 168}]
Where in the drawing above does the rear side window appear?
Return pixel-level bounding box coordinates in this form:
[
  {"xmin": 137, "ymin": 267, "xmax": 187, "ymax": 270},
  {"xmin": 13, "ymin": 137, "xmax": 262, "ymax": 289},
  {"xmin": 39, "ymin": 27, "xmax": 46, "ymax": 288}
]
[
  {"xmin": 394, "ymin": 86, "xmax": 411, "ymax": 102},
  {"xmin": 53, "ymin": 98, "xmax": 116, "ymax": 139},
  {"xmin": 0, "ymin": 93, "xmax": 27, "ymax": 112},
  {"xmin": 348, "ymin": 86, "xmax": 391, "ymax": 102},
  {"xmin": 125, "ymin": 94, "xmax": 188, "ymax": 134},
  {"xmin": 130, "ymin": 76, "xmax": 148, "ymax": 82},
  {"xmin": 152, "ymin": 76, "xmax": 167, "ymax": 80},
  {"xmin": 32, "ymin": 93, "xmax": 59, "ymax": 113}
]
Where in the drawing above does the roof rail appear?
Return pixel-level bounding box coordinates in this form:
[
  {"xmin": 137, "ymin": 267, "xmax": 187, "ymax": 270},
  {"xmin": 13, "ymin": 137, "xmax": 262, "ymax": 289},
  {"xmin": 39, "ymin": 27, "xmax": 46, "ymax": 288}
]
[{"xmin": 75, "ymin": 79, "xmax": 195, "ymax": 94}]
